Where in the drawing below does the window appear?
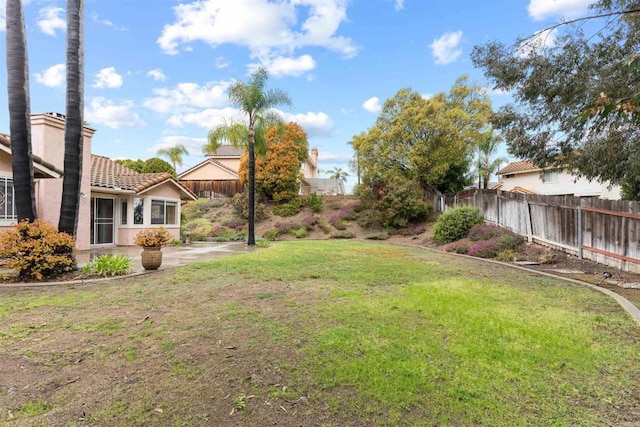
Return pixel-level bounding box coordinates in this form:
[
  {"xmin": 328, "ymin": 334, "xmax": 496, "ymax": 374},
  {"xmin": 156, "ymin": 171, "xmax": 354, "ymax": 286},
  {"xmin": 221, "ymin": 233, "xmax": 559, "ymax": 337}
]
[
  {"xmin": 120, "ymin": 199, "xmax": 128, "ymax": 225},
  {"xmin": 542, "ymin": 170, "xmax": 558, "ymax": 183},
  {"xmin": 151, "ymin": 200, "xmax": 177, "ymax": 225},
  {"xmin": 0, "ymin": 177, "xmax": 16, "ymax": 221},
  {"xmin": 133, "ymin": 198, "xmax": 144, "ymax": 224}
]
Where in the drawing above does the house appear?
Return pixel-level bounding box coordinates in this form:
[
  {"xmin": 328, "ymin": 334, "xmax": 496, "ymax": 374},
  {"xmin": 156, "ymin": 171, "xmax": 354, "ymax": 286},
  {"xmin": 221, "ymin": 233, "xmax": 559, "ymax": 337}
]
[
  {"xmin": 0, "ymin": 112, "xmax": 196, "ymax": 250},
  {"xmin": 179, "ymin": 145, "xmax": 325, "ymax": 197},
  {"xmin": 495, "ymin": 160, "xmax": 621, "ymax": 199}
]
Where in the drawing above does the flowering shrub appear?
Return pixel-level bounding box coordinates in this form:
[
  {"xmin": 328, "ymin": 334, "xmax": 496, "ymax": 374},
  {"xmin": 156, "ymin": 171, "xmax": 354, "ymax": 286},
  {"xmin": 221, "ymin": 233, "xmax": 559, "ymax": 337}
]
[
  {"xmin": 183, "ymin": 218, "xmax": 212, "ymax": 241},
  {"xmin": 133, "ymin": 227, "xmax": 173, "ymax": 247},
  {"xmin": 443, "ymin": 240, "xmax": 470, "ymax": 254},
  {"xmin": 273, "ymin": 198, "xmax": 303, "ymax": 217},
  {"xmin": 301, "ymin": 215, "xmax": 318, "ymax": 231},
  {"xmin": 467, "ymin": 238, "xmax": 502, "ymax": 258},
  {"xmin": 223, "ymin": 217, "xmax": 246, "ymax": 231},
  {"xmin": 305, "ymin": 193, "xmax": 324, "ymax": 213},
  {"xmin": 497, "ymin": 233, "xmax": 525, "ymax": 250},
  {"xmin": 0, "ymin": 219, "xmax": 76, "ymax": 280},
  {"xmin": 467, "ymin": 223, "xmax": 506, "ymax": 241}
]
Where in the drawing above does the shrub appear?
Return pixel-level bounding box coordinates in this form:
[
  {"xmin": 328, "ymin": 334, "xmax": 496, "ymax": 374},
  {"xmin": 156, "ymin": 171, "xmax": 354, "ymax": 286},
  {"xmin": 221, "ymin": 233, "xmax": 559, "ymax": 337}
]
[
  {"xmin": 443, "ymin": 240, "xmax": 470, "ymax": 254},
  {"xmin": 264, "ymin": 229, "xmax": 281, "ymax": 241},
  {"xmin": 306, "ymin": 193, "xmax": 324, "ymax": 213},
  {"xmin": 231, "ymin": 193, "xmax": 266, "ymax": 221},
  {"xmin": 222, "ymin": 217, "xmax": 246, "ymax": 231},
  {"xmin": 293, "ymin": 228, "xmax": 308, "ymax": 238},
  {"xmin": 433, "ymin": 206, "xmax": 484, "ymax": 244},
  {"xmin": 467, "ymin": 238, "xmax": 502, "ymax": 258},
  {"xmin": 497, "ymin": 233, "xmax": 525, "ymax": 250},
  {"xmin": 0, "ymin": 219, "xmax": 77, "ymax": 280},
  {"xmin": 301, "ymin": 215, "xmax": 318, "ymax": 231},
  {"xmin": 330, "ymin": 231, "xmax": 355, "ymax": 239},
  {"xmin": 495, "ymin": 249, "xmax": 517, "ymax": 262},
  {"xmin": 181, "ymin": 198, "xmax": 215, "ymax": 222},
  {"xmin": 467, "ymin": 223, "xmax": 505, "ymax": 241},
  {"xmin": 397, "ymin": 225, "xmax": 427, "ymax": 237},
  {"xmin": 183, "ymin": 218, "xmax": 213, "ymax": 241},
  {"xmin": 273, "ymin": 198, "xmax": 303, "ymax": 217},
  {"xmin": 358, "ymin": 177, "xmax": 432, "ymax": 228},
  {"xmin": 84, "ymin": 254, "xmax": 132, "ymax": 277}
]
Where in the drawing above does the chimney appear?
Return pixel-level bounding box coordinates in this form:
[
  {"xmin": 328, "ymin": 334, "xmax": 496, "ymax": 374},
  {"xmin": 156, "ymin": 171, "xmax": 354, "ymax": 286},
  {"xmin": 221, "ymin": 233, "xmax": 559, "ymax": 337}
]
[{"xmin": 311, "ymin": 147, "xmax": 318, "ymax": 165}]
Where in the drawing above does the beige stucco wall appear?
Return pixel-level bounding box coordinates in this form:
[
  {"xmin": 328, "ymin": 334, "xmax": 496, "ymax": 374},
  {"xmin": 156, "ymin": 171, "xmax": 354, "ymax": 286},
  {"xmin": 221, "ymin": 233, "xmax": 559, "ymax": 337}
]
[
  {"xmin": 500, "ymin": 169, "xmax": 622, "ymax": 199},
  {"xmin": 0, "ymin": 151, "xmax": 12, "ymax": 173},
  {"xmin": 181, "ymin": 161, "xmax": 239, "ymax": 180}
]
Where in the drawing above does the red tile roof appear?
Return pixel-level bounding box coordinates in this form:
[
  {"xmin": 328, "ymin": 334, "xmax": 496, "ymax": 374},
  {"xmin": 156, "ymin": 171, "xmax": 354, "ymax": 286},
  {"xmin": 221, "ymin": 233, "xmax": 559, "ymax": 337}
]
[
  {"xmin": 0, "ymin": 132, "xmax": 64, "ymax": 177},
  {"xmin": 496, "ymin": 160, "xmax": 538, "ymax": 175},
  {"xmin": 91, "ymin": 155, "xmax": 196, "ymax": 199}
]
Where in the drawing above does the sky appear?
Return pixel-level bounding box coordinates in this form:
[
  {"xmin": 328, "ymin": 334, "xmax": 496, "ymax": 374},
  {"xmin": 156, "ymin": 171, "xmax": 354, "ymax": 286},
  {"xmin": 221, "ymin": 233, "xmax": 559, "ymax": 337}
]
[{"xmin": 0, "ymin": 0, "xmax": 596, "ymax": 192}]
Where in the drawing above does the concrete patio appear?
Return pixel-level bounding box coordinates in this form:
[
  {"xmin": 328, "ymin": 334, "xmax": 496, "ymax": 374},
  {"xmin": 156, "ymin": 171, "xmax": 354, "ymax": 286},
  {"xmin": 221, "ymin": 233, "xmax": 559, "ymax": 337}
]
[{"xmin": 77, "ymin": 241, "xmax": 255, "ymax": 273}]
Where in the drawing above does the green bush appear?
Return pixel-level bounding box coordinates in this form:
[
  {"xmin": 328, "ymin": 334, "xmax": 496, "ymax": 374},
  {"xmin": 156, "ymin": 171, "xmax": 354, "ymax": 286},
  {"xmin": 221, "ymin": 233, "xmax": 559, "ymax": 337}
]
[
  {"xmin": 358, "ymin": 177, "xmax": 432, "ymax": 228},
  {"xmin": 330, "ymin": 231, "xmax": 356, "ymax": 239},
  {"xmin": 231, "ymin": 193, "xmax": 266, "ymax": 221},
  {"xmin": 183, "ymin": 218, "xmax": 213, "ymax": 241},
  {"xmin": 264, "ymin": 229, "xmax": 281, "ymax": 241},
  {"xmin": 497, "ymin": 233, "xmax": 525, "ymax": 250},
  {"xmin": 366, "ymin": 232, "xmax": 389, "ymax": 240},
  {"xmin": 181, "ymin": 198, "xmax": 215, "ymax": 222},
  {"xmin": 293, "ymin": 228, "xmax": 308, "ymax": 238},
  {"xmin": 0, "ymin": 219, "xmax": 76, "ymax": 280},
  {"xmin": 433, "ymin": 206, "xmax": 484, "ymax": 244},
  {"xmin": 84, "ymin": 254, "xmax": 132, "ymax": 277},
  {"xmin": 273, "ymin": 198, "xmax": 303, "ymax": 217},
  {"xmin": 443, "ymin": 240, "xmax": 470, "ymax": 254},
  {"xmin": 305, "ymin": 193, "xmax": 324, "ymax": 213},
  {"xmin": 496, "ymin": 249, "xmax": 517, "ymax": 262}
]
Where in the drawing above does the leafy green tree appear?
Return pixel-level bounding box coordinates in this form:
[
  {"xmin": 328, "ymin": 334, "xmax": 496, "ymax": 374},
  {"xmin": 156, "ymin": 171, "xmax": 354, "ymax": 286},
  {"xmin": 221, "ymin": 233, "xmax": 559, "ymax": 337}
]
[
  {"xmin": 115, "ymin": 159, "xmax": 145, "ymax": 173},
  {"xmin": 6, "ymin": 0, "xmax": 36, "ymax": 222},
  {"xmin": 476, "ymin": 129, "xmax": 507, "ymax": 189},
  {"xmin": 59, "ymin": 0, "xmax": 85, "ymax": 236},
  {"xmin": 350, "ymin": 76, "xmax": 492, "ymax": 194},
  {"xmin": 157, "ymin": 144, "xmax": 189, "ymax": 171},
  {"xmin": 471, "ymin": 0, "xmax": 640, "ymax": 196},
  {"xmin": 142, "ymin": 157, "xmax": 175, "ymax": 175},
  {"xmin": 208, "ymin": 68, "xmax": 292, "ymax": 245}
]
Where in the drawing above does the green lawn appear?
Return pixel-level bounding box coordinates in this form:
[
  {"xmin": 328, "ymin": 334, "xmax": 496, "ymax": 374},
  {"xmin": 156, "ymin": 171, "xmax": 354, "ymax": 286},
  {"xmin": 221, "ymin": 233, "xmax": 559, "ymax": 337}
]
[{"xmin": 1, "ymin": 240, "xmax": 638, "ymax": 426}]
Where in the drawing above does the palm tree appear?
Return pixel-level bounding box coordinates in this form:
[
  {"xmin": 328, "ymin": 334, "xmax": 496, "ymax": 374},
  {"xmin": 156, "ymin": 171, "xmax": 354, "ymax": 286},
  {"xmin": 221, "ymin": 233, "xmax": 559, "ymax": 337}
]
[
  {"xmin": 476, "ymin": 129, "xmax": 507, "ymax": 189},
  {"xmin": 327, "ymin": 167, "xmax": 349, "ymax": 183},
  {"xmin": 6, "ymin": 0, "xmax": 37, "ymax": 222},
  {"xmin": 157, "ymin": 144, "xmax": 189, "ymax": 171},
  {"xmin": 210, "ymin": 68, "xmax": 291, "ymax": 245},
  {"xmin": 59, "ymin": 0, "xmax": 85, "ymax": 236}
]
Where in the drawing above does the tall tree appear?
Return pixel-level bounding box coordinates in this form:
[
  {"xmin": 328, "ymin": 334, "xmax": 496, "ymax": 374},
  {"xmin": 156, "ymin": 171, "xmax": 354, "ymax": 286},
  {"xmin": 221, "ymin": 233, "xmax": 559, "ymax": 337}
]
[
  {"xmin": 327, "ymin": 167, "xmax": 349, "ymax": 183},
  {"xmin": 350, "ymin": 76, "xmax": 492, "ymax": 194},
  {"xmin": 471, "ymin": 0, "xmax": 640, "ymax": 195},
  {"xmin": 210, "ymin": 68, "xmax": 291, "ymax": 245},
  {"xmin": 6, "ymin": 0, "xmax": 36, "ymax": 222},
  {"xmin": 59, "ymin": 0, "xmax": 85, "ymax": 236},
  {"xmin": 157, "ymin": 144, "xmax": 189, "ymax": 171},
  {"xmin": 476, "ymin": 129, "xmax": 507, "ymax": 189}
]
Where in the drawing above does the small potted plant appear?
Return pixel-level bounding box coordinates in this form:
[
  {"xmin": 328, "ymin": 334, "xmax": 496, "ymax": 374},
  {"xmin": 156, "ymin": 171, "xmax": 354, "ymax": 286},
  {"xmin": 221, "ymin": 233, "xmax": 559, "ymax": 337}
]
[{"xmin": 133, "ymin": 227, "xmax": 173, "ymax": 270}]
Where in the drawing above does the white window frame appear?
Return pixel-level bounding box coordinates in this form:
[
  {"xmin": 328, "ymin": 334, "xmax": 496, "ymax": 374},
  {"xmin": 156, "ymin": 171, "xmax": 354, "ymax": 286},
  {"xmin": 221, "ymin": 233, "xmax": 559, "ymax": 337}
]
[
  {"xmin": 150, "ymin": 199, "xmax": 178, "ymax": 225},
  {"xmin": 0, "ymin": 176, "xmax": 16, "ymax": 222}
]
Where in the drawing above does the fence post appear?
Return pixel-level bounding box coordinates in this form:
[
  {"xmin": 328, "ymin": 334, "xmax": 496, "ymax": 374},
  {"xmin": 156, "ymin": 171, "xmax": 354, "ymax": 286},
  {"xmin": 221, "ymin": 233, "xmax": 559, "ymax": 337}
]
[
  {"xmin": 496, "ymin": 192, "xmax": 500, "ymax": 227},
  {"xmin": 525, "ymin": 200, "xmax": 533, "ymax": 243},
  {"xmin": 577, "ymin": 203, "xmax": 583, "ymax": 260}
]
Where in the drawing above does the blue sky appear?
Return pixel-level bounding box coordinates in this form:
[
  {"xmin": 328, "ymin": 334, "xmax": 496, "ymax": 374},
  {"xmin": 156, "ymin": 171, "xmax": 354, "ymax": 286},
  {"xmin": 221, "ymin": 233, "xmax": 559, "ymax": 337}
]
[{"xmin": 0, "ymin": 0, "xmax": 595, "ymax": 191}]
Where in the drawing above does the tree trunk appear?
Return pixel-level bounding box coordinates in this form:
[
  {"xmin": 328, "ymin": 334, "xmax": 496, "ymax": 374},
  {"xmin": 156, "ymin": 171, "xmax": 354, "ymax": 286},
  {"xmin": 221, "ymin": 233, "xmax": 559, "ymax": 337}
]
[
  {"xmin": 59, "ymin": 0, "xmax": 85, "ymax": 236},
  {"xmin": 6, "ymin": 0, "xmax": 36, "ymax": 222},
  {"xmin": 247, "ymin": 125, "xmax": 256, "ymax": 246}
]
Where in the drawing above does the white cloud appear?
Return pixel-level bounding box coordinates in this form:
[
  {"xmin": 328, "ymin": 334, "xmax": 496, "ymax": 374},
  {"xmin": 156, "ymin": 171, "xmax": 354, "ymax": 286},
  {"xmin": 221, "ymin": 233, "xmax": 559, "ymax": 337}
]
[
  {"xmin": 93, "ymin": 67, "xmax": 124, "ymax": 89},
  {"xmin": 157, "ymin": 0, "xmax": 357, "ymax": 59},
  {"xmin": 257, "ymin": 54, "xmax": 316, "ymax": 77},
  {"xmin": 167, "ymin": 107, "xmax": 242, "ymax": 128},
  {"xmin": 151, "ymin": 135, "xmax": 207, "ymax": 155},
  {"xmin": 528, "ymin": 0, "xmax": 592, "ymax": 21},
  {"xmin": 90, "ymin": 12, "xmax": 128, "ymax": 31},
  {"xmin": 319, "ymin": 151, "xmax": 353, "ymax": 163},
  {"xmin": 38, "ymin": 6, "xmax": 66, "ymax": 36},
  {"xmin": 144, "ymin": 81, "xmax": 232, "ymax": 114},
  {"xmin": 395, "ymin": 0, "xmax": 405, "ymax": 11},
  {"xmin": 147, "ymin": 69, "xmax": 166, "ymax": 82},
  {"xmin": 516, "ymin": 28, "xmax": 557, "ymax": 57},
  {"xmin": 215, "ymin": 57, "xmax": 229, "ymax": 69},
  {"xmin": 85, "ymin": 97, "xmax": 145, "ymax": 129},
  {"xmin": 34, "ymin": 63, "xmax": 66, "ymax": 87},
  {"xmin": 363, "ymin": 96, "xmax": 381, "ymax": 113},
  {"xmin": 430, "ymin": 30, "xmax": 463, "ymax": 65},
  {"xmin": 278, "ymin": 110, "xmax": 333, "ymax": 138}
]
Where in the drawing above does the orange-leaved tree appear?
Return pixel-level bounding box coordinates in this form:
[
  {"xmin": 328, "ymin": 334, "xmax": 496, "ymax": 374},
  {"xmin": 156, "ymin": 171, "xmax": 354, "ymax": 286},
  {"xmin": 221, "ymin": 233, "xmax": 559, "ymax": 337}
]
[{"xmin": 239, "ymin": 122, "xmax": 309, "ymax": 202}]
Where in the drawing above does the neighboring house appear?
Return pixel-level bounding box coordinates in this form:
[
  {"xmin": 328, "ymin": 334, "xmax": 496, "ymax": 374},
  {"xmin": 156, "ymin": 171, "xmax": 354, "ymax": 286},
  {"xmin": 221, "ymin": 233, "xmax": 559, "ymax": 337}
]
[
  {"xmin": 0, "ymin": 112, "xmax": 196, "ymax": 250},
  {"xmin": 179, "ymin": 145, "xmax": 325, "ymax": 198},
  {"xmin": 495, "ymin": 160, "xmax": 621, "ymax": 199}
]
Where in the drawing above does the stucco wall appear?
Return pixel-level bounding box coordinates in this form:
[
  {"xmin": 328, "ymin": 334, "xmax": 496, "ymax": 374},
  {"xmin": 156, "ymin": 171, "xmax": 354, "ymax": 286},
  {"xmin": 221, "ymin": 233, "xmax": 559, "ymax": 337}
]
[
  {"xmin": 181, "ymin": 161, "xmax": 239, "ymax": 180},
  {"xmin": 500, "ymin": 169, "xmax": 621, "ymax": 199},
  {"xmin": 0, "ymin": 151, "xmax": 12, "ymax": 173}
]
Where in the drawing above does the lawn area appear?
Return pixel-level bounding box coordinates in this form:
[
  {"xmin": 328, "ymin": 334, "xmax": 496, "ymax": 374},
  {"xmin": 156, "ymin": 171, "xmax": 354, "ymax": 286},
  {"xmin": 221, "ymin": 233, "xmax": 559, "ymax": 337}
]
[{"xmin": 1, "ymin": 240, "xmax": 639, "ymax": 426}]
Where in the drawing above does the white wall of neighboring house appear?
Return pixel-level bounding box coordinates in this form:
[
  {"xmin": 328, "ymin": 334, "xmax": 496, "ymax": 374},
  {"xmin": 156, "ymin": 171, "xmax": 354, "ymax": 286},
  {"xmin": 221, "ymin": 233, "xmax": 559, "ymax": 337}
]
[{"xmin": 499, "ymin": 168, "xmax": 621, "ymax": 199}]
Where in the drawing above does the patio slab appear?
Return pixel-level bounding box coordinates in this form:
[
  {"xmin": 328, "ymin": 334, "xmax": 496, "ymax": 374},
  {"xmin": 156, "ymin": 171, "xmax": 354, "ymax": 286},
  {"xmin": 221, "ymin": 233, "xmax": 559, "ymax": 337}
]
[{"xmin": 78, "ymin": 242, "xmax": 255, "ymax": 273}]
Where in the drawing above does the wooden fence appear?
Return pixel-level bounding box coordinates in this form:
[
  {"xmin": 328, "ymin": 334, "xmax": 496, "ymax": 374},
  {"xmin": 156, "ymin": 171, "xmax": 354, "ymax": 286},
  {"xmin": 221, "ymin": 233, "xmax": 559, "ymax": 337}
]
[
  {"xmin": 444, "ymin": 189, "xmax": 640, "ymax": 274},
  {"xmin": 179, "ymin": 180, "xmax": 243, "ymax": 198}
]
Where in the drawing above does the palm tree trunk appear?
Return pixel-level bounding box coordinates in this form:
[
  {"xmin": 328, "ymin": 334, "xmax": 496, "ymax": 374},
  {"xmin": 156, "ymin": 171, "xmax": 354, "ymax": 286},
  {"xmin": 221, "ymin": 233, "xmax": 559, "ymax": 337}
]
[
  {"xmin": 247, "ymin": 126, "xmax": 256, "ymax": 246},
  {"xmin": 59, "ymin": 0, "xmax": 84, "ymax": 236},
  {"xmin": 6, "ymin": 0, "xmax": 36, "ymax": 222}
]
